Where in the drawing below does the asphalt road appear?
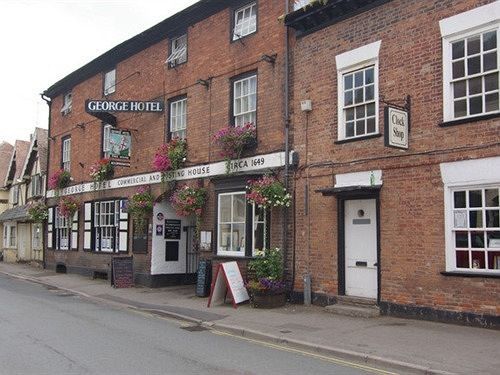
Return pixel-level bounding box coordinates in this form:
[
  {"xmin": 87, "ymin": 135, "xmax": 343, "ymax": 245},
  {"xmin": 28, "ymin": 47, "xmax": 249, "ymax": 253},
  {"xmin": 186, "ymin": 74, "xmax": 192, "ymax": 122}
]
[{"xmin": 0, "ymin": 274, "xmax": 393, "ymax": 375}]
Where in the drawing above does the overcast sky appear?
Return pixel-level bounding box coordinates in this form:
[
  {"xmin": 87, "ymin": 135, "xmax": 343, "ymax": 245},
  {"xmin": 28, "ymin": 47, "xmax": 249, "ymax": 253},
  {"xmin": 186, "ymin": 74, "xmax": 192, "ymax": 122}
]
[{"xmin": 0, "ymin": 0, "xmax": 199, "ymax": 145}]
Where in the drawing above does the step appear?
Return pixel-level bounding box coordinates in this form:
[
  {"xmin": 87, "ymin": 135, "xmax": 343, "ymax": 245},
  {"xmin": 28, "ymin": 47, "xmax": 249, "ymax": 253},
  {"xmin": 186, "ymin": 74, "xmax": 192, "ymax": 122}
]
[
  {"xmin": 335, "ymin": 295, "xmax": 378, "ymax": 307},
  {"xmin": 325, "ymin": 304, "xmax": 380, "ymax": 318}
]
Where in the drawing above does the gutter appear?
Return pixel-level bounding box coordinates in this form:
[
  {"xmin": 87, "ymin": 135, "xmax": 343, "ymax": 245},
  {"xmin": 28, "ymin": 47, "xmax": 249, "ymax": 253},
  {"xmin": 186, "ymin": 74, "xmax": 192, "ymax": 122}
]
[{"xmin": 40, "ymin": 93, "xmax": 51, "ymax": 270}]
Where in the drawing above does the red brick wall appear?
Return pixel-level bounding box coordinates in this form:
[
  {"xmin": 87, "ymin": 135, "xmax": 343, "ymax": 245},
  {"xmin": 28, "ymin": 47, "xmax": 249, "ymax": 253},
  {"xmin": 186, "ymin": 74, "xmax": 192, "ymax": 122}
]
[{"xmin": 290, "ymin": 0, "xmax": 500, "ymax": 317}]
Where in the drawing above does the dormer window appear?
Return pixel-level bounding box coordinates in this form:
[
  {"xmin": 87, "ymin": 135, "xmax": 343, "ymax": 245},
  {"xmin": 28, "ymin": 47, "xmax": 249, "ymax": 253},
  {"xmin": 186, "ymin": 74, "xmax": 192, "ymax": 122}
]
[
  {"xmin": 166, "ymin": 34, "xmax": 187, "ymax": 67},
  {"xmin": 233, "ymin": 2, "xmax": 257, "ymax": 41},
  {"xmin": 104, "ymin": 68, "xmax": 116, "ymax": 96},
  {"xmin": 61, "ymin": 91, "xmax": 72, "ymax": 115}
]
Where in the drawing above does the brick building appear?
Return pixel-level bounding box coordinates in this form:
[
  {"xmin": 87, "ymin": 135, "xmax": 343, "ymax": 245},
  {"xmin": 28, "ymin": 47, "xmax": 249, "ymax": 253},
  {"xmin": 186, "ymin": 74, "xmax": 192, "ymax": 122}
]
[
  {"xmin": 42, "ymin": 0, "xmax": 291, "ymax": 286},
  {"xmin": 285, "ymin": 0, "xmax": 499, "ymax": 326}
]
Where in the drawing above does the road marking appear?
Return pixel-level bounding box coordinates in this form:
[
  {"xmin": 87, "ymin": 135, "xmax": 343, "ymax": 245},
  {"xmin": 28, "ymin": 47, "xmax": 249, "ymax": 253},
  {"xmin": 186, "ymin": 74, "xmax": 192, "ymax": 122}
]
[{"xmin": 211, "ymin": 330, "xmax": 399, "ymax": 375}]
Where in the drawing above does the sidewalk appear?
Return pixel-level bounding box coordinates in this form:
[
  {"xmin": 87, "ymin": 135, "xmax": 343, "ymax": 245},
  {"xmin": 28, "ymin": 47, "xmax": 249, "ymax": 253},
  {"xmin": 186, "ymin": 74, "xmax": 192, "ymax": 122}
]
[{"xmin": 0, "ymin": 262, "xmax": 498, "ymax": 375}]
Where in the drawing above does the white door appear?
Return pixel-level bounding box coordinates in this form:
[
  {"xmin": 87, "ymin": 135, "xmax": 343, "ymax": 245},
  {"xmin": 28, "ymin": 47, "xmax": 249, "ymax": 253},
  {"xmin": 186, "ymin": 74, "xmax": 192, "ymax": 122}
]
[
  {"xmin": 345, "ymin": 199, "xmax": 378, "ymax": 299},
  {"xmin": 18, "ymin": 224, "xmax": 32, "ymax": 261}
]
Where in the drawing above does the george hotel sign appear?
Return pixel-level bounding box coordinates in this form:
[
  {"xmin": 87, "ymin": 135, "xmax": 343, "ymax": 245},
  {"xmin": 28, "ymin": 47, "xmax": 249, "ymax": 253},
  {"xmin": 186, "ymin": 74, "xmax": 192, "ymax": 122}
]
[
  {"xmin": 47, "ymin": 151, "xmax": 295, "ymax": 198},
  {"xmin": 85, "ymin": 100, "xmax": 164, "ymax": 113}
]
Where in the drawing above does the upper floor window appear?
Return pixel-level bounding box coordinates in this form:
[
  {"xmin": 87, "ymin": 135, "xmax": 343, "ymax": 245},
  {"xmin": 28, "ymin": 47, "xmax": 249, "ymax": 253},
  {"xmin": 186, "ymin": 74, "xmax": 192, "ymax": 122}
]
[
  {"xmin": 61, "ymin": 91, "xmax": 72, "ymax": 115},
  {"xmin": 233, "ymin": 74, "xmax": 257, "ymax": 127},
  {"xmin": 62, "ymin": 137, "xmax": 71, "ymax": 172},
  {"xmin": 102, "ymin": 123, "xmax": 113, "ymax": 158},
  {"xmin": 104, "ymin": 68, "xmax": 116, "ymax": 95},
  {"xmin": 335, "ymin": 41, "xmax": 381, "ymax": 141},
  {"xmin": 30, "ymin": 174, "xmax": 42, "ymax": 197},
  {"xmin": 440, "ymin": 3, "xmax": 499, "ymax": 122},
  {"xmin": 233, "ymin": 2, "xmax": 257, "ymax": 41},
  {"xmin": 169, "ymin": 97, "xmax": 187, "ymax": 139},
  {"xmin": 12, "ymin": 185, "xmax": 19, "ymax": 205},
  {"xmin": 166, "ymin": 34, "xmax": 187, "ymax": 68}
]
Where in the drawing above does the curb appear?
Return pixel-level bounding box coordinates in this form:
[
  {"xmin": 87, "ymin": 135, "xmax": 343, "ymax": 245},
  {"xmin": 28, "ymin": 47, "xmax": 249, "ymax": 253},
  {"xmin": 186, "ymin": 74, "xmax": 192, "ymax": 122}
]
[{"xmin": 1, "ymin": 269, "xmax": 455, "ymax": 375}]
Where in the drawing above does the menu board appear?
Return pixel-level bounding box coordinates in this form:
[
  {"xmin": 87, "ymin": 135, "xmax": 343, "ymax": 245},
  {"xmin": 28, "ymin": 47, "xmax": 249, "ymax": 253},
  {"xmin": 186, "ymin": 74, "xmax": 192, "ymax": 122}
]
[
  {"xmin": 111, "ymin": 256, "xmax": 134, "ymax": 288},
  {"xmin": 207, "ymin": 261, "xmax": 249, "ymax": 308},
  {"xmin": 164, "ymin": 219, "xmax": 181, "ymax": 240},
  {"xmin": 196, "ymin": 259, "xmax": 212, "ymax": 297}
]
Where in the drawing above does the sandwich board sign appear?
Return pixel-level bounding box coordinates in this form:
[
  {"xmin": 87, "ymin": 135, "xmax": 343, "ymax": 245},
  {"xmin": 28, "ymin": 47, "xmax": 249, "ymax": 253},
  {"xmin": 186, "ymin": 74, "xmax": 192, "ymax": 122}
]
[{"xmin": 207, "ymin": 261, "xmax": 249, "ymax": 308}]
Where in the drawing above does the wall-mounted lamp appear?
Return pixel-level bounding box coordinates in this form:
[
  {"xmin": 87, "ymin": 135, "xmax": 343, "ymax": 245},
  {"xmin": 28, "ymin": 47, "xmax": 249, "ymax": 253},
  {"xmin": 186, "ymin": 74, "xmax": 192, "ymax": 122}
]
[
  {"xmin": 196, "ymin": 78, "xmax": 210, "ymax": 88},
  {"xmin": 261, "ymin": 53, "xmax": 277, "ymax": 64}
]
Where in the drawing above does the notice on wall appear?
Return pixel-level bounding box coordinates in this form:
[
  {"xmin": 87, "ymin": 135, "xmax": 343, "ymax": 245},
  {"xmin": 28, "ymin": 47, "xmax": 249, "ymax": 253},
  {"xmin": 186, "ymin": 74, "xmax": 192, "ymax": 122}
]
[
  {"xmin": 111, "ymin": 256, "xmax": 134, "ymax": 288},
  {"xmin": 207, "ymin": 261, "xmax": 249, "ymax": 308},
  {"xmin": 164, "ymin": 219, "xmax": 181, "ymax": 240}
]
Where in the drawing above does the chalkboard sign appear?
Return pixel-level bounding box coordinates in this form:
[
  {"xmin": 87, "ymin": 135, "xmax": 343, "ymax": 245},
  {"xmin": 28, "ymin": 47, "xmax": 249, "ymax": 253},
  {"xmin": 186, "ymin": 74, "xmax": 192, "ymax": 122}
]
[
  {"xmin": 196, "ymin": 259, "xmax": 212, "ymax": 297},
  {"xmin": 164, "ymin": 219, "xmax": 181, "ymax": 240},
  {"xmin": 111, "ymin": 256, "xmax": 134, "ymax": 288}
]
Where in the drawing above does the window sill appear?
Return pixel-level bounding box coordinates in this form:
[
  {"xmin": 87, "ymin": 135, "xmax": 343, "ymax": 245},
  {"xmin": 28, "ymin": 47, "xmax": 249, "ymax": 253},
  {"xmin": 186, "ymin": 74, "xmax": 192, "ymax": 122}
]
[
  {"xmin": 231, "ymin": 31, "xmax": 256, "ymax": 44},
  {"xmin": 441, "ymin": 271, "xmax": 500, "ymax": 279},
  {"xmin": 439, "ymin": 112, "xmax": 500, "ymax": 127},
  {"xmin": 335, "ymin": 133, "xmax": 382, "ymax": 144}
]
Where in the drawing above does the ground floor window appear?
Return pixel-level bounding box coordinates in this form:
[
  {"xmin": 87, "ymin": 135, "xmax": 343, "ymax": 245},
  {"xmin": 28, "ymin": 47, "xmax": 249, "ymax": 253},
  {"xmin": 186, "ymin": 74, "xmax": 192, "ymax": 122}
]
[
  {"xmin": 55, "ymin": 207, "xmax": 69, "ymax": 250},
  {"xmin": 451, "ymin": 186, "xmax": 500, "ymax": 272},
  {"xmin": 3, "ymin": 223, "xmax": 16, "ymax": 248},
  {"xmin": 217, "ymin": 191, "xmax": 268, "ymax": 257},
  {"xmin": 94, "ymin": 200, "xmax": 119, "ymax": 252}
]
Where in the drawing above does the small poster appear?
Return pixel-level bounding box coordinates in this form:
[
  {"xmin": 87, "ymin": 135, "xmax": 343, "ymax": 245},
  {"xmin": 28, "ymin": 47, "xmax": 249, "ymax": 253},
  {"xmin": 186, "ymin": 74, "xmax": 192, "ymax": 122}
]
[
  {"xmin": 109, "ymin": 129, "xmax": 132, "ymax": 159},
  {"xmin": 200, "ymin": 231, "xmax": 212, "ymax": 251},
  {"xmin": 454, "ymin": 211, "xmax": 467, "ymax": 228}
]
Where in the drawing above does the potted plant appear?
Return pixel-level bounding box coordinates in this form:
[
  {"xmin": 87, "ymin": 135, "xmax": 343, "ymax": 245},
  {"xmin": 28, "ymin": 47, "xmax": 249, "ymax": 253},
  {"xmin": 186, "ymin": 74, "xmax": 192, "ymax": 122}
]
[
  {"xmin": 170, "ymin": 184, "xmax": 207, "ymax": 238},
  {"xmin": 48, "ymin": 169, "xmax": 72, "ymax": 191},
  {"xmin": 213, "ymin": 123, "xmax": 256, "ymax": 173},
  {"xmin": 58, "ymin": 197, "xmax": 80, "ymax": 224},
  {"xmin": 89, "ymin": 158, "xmax": 114, "ymax": 182},
  {"xmin": 27, "ymin": 201, "xmax": 49, "ymax": 223},
  {"xmin": 127, "ymin": 186, "xmax": 154, "ymax": 234},
  {"xmin": 247, "ymin": 247, "xmax": 287, "ymax": 308},
  {"xmin": 246, "ymin": 175, "xmax": 291, "ymax": 209},
  {"xmin": 152, "ymin": 138, "xmax": 187, "ymax": 179}
]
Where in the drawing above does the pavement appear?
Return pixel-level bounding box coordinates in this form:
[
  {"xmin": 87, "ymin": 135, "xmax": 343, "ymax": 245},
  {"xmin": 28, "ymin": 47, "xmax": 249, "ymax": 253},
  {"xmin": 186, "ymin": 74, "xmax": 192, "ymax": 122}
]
[{"xmin": 0, "ymin": 262, "xmax": 498, "ymax": 375}]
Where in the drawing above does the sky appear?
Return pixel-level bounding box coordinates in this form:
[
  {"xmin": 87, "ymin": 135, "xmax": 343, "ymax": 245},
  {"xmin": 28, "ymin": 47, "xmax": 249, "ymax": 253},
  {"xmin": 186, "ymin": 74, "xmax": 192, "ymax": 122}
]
[{"xmin": 0, "ymin": 0, "xmax": 199, "ymax": 145}]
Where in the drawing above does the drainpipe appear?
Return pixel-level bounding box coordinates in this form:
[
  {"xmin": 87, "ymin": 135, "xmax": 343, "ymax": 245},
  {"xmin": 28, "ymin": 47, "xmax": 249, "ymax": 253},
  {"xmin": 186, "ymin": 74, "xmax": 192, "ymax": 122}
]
[
  {"xmin": 283, "ymin": 0, "xmax": 291, "ymax": 291},
  {"xmin": 40, "ymin": 93, "xmax": 51, "ymax": 270}
]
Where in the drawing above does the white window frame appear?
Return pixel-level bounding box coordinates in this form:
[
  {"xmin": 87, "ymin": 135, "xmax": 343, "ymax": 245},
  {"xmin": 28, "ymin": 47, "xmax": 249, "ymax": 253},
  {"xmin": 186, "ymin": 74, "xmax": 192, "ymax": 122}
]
[
  {"xmin": 233, "ymin": 2, "xmax": 257, "ymax": 41},
  {"xmin": 94, "ymin": 200, "xmax": 119, "ymax": 252},
  {"xmin": 3, "ymin": 223, "xmax": 16, "ymax": 249},
  {"xmin": 441, "ymin": 156, "xmax": 500, "ymax": 274},
  {"xmin": 103, "ymin": 124, "xmax": 113, "ymax": 157},
  {"xmin": 11, "ymin": 185, "xmax": 19, "ymax": 205},
  {"xmin": 104, "ymin": 68, "xmax": 116, "ymax": 96},
  {"xmin": 54, "ymin": 207, "xmax": 69, "ymax": 250},
  {"xmin": 30, "ymin": 174, "xmax": 42, "ymax": 197},
  {"xmin": 166, "ymin": 34, "xmax": 187, "ymax": 67},
  {"xmin": 217, "ymin": 191, "xmax": 268, "ymax": 257},
  {"xmin": 32, "ymin": 223, "xmax": 42, "ymax": 250},
  {"xmin": 170, "ymin": 98, "xmax": 187, "ymax": 139},
  {"xmin": 61, "ymin": 91, "xmax": 72, "ymax": 115},
  {"xmin": 336, "ymin": 41, "xmax": 381, "ymax": 141},
  {"xmin": 440, "ymin": 2, "xmax": 500, "ymax": 122},
  {"xmin": 233, "ymin": 74, "xmax": 257, "ymax": 127},
  {"xmin": 62, "ymin": 138, "xmax": 71, "ymax": 172}
]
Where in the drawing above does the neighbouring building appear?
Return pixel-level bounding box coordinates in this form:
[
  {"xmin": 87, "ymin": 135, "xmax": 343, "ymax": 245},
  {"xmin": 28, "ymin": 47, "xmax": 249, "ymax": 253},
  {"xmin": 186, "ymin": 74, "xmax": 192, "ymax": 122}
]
[
  {"xmin": 43, "ymin": 0, "xmax": 291, "ymax": 286},
  {"xmin": 285, "ymin": 0, "xmax": 499, "ymax": 327},
  {"xmin": 0, "ymin": 139, "xmax": 31, "ymax": 263},
  {"xmin": 0, "ymin": 142, "xmax": 14, "ymax": 261}
]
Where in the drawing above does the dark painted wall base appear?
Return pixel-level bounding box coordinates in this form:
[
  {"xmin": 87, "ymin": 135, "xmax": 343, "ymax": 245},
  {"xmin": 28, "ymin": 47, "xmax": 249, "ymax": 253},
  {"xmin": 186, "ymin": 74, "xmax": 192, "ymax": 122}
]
[
  {"xmin": 379, "ymin": 302, "xmax": 500, "ymax": 330},
  {"xmin": 289, "ymin": 291, "xmax": 337, "ymax": 306},
  {"xmin": 47, "ymin": 263, "xmax": 197, "ymax": 288}
]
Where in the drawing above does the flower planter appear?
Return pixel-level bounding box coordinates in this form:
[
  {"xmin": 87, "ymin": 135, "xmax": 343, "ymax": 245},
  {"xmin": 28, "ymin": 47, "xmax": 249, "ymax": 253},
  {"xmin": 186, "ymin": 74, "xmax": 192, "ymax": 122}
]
[{"xmin": 251, "ymin": 291, "xmax": 286, "ymax": 309}]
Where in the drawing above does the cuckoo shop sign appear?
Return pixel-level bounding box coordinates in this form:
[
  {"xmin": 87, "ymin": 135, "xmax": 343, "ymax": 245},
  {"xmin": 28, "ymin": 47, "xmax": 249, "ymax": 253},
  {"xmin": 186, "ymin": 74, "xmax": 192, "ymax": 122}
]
[
  {"xmin": 384, "ymin": 106, "xmax": 409, "ymax": 149},
  {"xmin": 85, "ymin": 99, "xmax": 164, "ymax": 113}
]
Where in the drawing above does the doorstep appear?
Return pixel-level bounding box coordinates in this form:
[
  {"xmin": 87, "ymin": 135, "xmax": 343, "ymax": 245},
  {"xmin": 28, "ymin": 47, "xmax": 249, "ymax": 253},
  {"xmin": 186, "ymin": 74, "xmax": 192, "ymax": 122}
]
[{"xmin": 325, "ymin": 295, "xmax": 380, "ymax": 318}]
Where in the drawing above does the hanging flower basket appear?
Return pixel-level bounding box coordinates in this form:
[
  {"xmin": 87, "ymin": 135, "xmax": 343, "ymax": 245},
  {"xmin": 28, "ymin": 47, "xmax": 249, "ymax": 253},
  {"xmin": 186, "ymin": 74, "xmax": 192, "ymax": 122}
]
[
  {"xmin": 48, "ymin": 169, "xmax": 71, "ymax": 190},
  {"xmin": 27, "ymin": 202, "xmax": 49, "ymax": 223},
  {"xmin": 89, "ymin": 158, "xmax": 114, "ymax": 182},
  {"xmin": 170, "ymin": 185, "xmax": 207, "ymax": 237},
  {"xmin": 58, "ymin": 197, "xmax": 80, "ymax": 224},
  {"xmin": 213, "ymin": 123, "xmax": 256, "ymax": 173},
  {"xmin": 152, "ymin": 138, "xmax": 187, "ymax": 181},
  {"xmin": 246, "ymin": 175, "xmax": 291, "ymax": 209},
  {"xmin": 127, "ymin": 186, "xmax": 154, "ymax": 234}
]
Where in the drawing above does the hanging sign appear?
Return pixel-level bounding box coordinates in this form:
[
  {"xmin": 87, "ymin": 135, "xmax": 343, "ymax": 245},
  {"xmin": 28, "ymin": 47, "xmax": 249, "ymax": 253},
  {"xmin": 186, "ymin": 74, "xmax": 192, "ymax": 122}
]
[
  {"xmin": 85, "ymin": 99, "xmax": 164, "ymax": 113},
  {"xmin": 384, "ymin": 106, "xmax": 409, "ymax": 149},
  {"xmin": 207, "ymin": 261, "xmax": 249, "ymax": 308},
  {"xmin": 108, "ymin": 129, "xmax": 132, "ymax": 159}
]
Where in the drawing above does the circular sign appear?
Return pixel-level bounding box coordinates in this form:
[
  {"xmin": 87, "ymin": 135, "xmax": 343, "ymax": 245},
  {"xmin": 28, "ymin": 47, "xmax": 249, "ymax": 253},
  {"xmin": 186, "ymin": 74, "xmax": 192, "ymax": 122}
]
[{"xmin": 156, "ymin": 213, "xmax": 164, "ymax": 221}]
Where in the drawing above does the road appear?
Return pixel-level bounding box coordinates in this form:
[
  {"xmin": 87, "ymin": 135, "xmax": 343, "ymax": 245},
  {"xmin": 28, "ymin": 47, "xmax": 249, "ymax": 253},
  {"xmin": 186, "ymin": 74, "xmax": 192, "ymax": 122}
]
[{"xmin": 0, "ymin": 273, "xmax": 394, "ymax": 375}]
